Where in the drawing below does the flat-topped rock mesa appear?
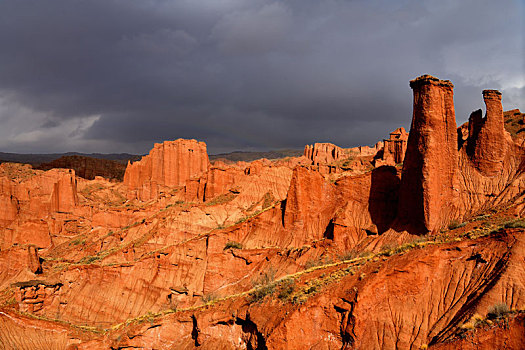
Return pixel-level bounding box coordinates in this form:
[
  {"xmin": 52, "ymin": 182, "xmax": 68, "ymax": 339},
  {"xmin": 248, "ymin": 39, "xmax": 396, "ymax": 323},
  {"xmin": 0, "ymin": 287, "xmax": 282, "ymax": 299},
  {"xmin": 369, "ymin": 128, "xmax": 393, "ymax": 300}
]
[
  {"xmin": 304, "ymin": 142, "xmax": 345, "ymax": 166},
  {"xmin": 124, "ymin": 139, "xmax": 209, "ymax": 200},
  {"xmin": 37, "ymin": 155, "xmax": 126, "ymax": 181}
]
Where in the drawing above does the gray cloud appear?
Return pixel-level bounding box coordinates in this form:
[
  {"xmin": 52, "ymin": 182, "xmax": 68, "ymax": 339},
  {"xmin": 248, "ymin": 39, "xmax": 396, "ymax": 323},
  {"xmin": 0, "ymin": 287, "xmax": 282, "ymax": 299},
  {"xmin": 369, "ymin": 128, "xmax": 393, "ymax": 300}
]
[{"xmin": 0, "ymin": 0, "xmax": 522, "ymax": 154}]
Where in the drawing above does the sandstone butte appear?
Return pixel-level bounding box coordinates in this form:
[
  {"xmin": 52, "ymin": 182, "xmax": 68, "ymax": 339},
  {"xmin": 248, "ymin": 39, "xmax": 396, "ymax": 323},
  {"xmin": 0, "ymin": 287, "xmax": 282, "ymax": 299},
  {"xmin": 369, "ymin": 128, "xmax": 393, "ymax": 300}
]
[{"xmin": 0, "ymin": 74, "xmax": 524, "ymax": 349}]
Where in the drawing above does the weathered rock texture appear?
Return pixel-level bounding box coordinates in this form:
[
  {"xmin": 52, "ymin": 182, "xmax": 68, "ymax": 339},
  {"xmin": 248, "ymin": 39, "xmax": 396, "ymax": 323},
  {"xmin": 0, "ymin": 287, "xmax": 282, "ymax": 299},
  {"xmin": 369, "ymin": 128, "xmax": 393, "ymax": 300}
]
[
  {"xmin": 0, "ymin": 164, "xmax": 79, "ymax": 249},
  {"xmin": 397, "ymin": 75, "xmax": 459, "ymax": 233},
  {"xmin": 0, "ymin": 75, "xmax": 524, "ymax": 349},
  {"xmin": 124, "ymin": 139, "xmax": 209, "ymax": 200},
  {"xmin": 471, "ymin": 90, "xmax": 508, "ymax": 175},
  {"xmin": 380, "ymin": 127, "xmax": 409, "ymax": 165}
]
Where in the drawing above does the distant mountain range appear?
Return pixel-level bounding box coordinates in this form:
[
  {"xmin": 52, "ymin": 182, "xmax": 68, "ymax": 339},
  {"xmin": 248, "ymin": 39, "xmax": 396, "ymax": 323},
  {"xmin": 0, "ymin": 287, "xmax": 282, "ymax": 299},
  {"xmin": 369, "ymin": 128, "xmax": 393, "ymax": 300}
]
[
  {"xmin": 0, "ymin": 151, "xmax": 142, "ymax": 165},
  {"xmin": 0, "ymin": 149, "xmax": 304, "ymax": 166},
  {"xmin": 209, "ymin": 149, "xmax": 303, "ymax": 162}
]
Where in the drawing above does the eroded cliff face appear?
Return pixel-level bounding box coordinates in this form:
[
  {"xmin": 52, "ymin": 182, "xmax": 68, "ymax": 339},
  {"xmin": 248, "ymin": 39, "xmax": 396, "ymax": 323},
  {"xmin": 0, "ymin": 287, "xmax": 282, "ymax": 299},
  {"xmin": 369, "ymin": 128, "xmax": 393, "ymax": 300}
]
[
  {"xmin": 0, "ymin": 75, "xmax": 524, "ymax": 349},
  {"xmin": 124, "ymin": 139, "xmax": 210, "ymax": 200},
  {"xmin": 0, "ymin": 164, "xmax": 79, "ymax": 249}
]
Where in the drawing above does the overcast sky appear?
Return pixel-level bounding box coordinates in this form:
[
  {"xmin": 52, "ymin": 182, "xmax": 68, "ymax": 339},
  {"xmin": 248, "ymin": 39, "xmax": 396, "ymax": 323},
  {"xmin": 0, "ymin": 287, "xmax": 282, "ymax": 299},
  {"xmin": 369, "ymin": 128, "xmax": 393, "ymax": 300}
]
[{"xmin": 0, "ymin": 0, "xmax": 523, "ymax": 155}]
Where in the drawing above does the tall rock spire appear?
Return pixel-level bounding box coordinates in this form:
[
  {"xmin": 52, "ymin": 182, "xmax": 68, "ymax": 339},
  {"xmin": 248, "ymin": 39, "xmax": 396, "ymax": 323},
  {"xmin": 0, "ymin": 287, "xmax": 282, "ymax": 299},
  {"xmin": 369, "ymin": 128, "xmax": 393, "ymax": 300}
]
[
  {"xmin": 471, "ymin": 90, "xmax": 507, "ymax": 175},
  {"xmin": 397, "ymin": 75, "xmax": 458, "ymax": 233}
]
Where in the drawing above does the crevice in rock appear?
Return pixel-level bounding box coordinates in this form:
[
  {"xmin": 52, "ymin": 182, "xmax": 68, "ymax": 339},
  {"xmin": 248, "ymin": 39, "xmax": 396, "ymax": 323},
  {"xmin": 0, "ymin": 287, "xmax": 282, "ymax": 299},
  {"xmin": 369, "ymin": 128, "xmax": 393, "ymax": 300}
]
[{"xmin": 235, "ymin": 317, "xmax": 268, "ymax": 350}]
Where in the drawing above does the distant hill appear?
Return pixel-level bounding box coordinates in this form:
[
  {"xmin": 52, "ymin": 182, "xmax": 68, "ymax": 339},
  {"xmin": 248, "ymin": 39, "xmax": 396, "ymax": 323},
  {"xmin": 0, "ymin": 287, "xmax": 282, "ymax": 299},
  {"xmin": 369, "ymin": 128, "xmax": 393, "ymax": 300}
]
[
  {"xmin": 0, "ymin": 149, "xmax": 304, "ymax": 166},
  {"xmin": 0, "ymin": 152, "xmax": 141, "ymax": 165},
  {"xmin": 36, "ymin": 155, "xmax": 127, "ymax": 181},
  {"xmin": 209, "ymin": 149, "xmax": 303, "ymax": 162}
]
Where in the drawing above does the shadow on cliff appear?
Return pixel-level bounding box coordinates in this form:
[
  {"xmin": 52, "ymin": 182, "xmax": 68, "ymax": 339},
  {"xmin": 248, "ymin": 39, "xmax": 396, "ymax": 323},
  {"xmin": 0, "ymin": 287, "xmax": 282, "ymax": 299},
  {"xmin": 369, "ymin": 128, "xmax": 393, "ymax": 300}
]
[{"xmin": 368, "ymin": 166, "xmax": 400, "ymax": 234}]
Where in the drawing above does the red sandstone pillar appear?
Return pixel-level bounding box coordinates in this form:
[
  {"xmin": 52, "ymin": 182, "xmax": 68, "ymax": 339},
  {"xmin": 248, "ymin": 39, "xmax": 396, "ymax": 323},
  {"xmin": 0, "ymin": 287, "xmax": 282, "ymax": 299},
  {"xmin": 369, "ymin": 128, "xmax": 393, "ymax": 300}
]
[{"xmin": 397, "ymin": 75, "xmax": 458, "ymax": 233}]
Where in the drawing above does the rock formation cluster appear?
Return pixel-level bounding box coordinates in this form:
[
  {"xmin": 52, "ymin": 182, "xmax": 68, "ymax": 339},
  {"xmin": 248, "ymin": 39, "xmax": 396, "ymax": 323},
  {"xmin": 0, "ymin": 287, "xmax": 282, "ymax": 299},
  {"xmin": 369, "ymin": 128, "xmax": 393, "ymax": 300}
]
[{"xmin": 0, "ymin": 75, "xmax": 523, "ymax": 349}]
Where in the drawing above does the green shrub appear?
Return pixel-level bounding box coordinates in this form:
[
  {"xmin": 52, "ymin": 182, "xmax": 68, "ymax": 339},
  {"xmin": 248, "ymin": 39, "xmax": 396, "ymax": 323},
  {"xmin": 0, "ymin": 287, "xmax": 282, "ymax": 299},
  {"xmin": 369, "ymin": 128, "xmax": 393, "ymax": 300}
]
[
  {"xmin": 202, "ymin": 292, "xmax": 219, "ymax": 304},
  {"xmin": 487, "ymin": 303, "xmax": 510, "ymax": 319},
  {"xmin": 448, "ymin": 220, "xmax": 466, "ymax": 230},
  {"xmin": 224, "ymin": 241, "xmax": 243, "ymax": 250},
  {"xmin": 252, "ymin": 267, "xmax": 276, "ymax": 287},
  {"xmin": 338, "ymin": 250, "xmax": 357, "ymax": 261},
  {"xmin": 277, "ymin": 279, "xmax": 295, "ymax": 300},
  {"xmin": 248, "ymin": 284, "xmax": 275, "ymax": 303},
  {"xmin": 248, "ymin": 267, "xmax": 277, "ymax": 303},
  {"xmin": 305, "ymin": 256, "xmax": 333, "ymax": 269},
  {"xmin": 504, "ymin": 219, "xmax": 525, "ymax": 229}
]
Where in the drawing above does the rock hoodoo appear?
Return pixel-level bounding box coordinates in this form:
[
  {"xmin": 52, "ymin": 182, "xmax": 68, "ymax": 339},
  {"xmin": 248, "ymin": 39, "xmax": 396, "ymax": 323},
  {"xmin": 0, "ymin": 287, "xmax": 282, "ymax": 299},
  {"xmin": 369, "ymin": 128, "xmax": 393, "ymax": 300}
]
[
  {"xmin": 472, "ymin": 90, "xmax": 508, "ymax": 175},
  {"xmin": 397, "ymin": 75, "xmax": 459, "ymax": 233}
]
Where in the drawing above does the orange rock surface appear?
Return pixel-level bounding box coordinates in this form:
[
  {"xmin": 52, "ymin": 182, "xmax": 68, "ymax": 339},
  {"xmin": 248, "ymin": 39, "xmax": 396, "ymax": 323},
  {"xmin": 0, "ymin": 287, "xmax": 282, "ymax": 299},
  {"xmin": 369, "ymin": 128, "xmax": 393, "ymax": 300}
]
[
  {"xmin": 124, "ymin": 139, "xmax": 209, "ymax": 200},
  {"xmin": 397, "ymin": 75, "xmax": 459, "ymax": 233},
  {"xmin": 0, "ymin": 75, "xmax": 524, "ymax": 349},
  {"xmin": 377, "ymin": 127, "xmax": 409, "ymax": 165}
]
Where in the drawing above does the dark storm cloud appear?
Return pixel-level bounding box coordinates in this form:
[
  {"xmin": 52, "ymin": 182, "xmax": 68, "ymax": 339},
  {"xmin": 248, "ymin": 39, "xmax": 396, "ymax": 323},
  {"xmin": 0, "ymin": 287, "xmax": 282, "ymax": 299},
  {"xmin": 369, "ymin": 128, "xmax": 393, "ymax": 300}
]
[{"xmin": 0, "ymin": 0, "xmax": 522, "ymax": 154}]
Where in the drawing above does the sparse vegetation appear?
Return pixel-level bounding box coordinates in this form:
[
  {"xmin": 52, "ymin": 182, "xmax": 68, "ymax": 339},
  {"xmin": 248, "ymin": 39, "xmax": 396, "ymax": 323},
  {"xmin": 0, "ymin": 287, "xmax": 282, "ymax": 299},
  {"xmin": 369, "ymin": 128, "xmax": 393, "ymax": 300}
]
[
  {"xmin": 71, "ymin": 236, "xmax": 86, "ymax": 246},
  {"xmin": 487, "ymin": 303, "xmax": 510, "ymax": 319},
  {"xmin": 448, "ymin": 220, "xmax": 466, "ymax": 230},
  {"xmin": 224, "ymin": 241, "xmax": 243, "ymax": 250},
  {"xmin": 78, "ymin": 255, "xmax": 100, "ymax": 264},
  {"xmin": 305, "ymin": 256, "xmax": 333, "ymax": 269},
  {"xmin": 261, "ymin": 191, "xmax": 275, "ymax": 210},
  {"xmin": 248, "ymin": 282, "xmax": 275, "ymax": 303},
  {"xmin": 205, "ymin": 193, "xmax": 236, "ymax": 206},
  {"xmin": 248, "ymin": 267, "xmax": 277, "ymax": 303},
  {"xmin": 277, "ymin": 278, "xmax": 296, "ymax": 300},
  {"xmin": 504, "ymin": 218, "xmax": 525, "ymax": 229},
  {"xmin": 337, "ymin": 250, "xmax": 358, "ymax": 261},
  {"xmin": 202, "ymin": 292, "xmax": 219, "ymax": 304}
]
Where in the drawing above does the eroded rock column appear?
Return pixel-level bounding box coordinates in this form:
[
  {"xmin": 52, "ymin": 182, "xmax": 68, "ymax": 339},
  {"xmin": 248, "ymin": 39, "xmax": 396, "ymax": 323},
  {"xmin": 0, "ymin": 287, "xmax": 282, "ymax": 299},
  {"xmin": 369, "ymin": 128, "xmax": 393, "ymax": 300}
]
[
  {"xmin": 472, "ymin": 90, "xmax": 506, "ymax": 175},
  {"xmin": 397, "ymin": 75, "xmax": 458, "ymax": 233}
]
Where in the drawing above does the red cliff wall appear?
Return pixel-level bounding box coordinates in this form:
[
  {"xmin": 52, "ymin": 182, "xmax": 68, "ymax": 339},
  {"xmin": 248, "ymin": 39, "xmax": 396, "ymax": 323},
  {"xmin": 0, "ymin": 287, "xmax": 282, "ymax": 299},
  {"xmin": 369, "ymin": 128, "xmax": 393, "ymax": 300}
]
[{"xmin": 124, "ymin": 139, "xmax": 209, "ymax": 200}]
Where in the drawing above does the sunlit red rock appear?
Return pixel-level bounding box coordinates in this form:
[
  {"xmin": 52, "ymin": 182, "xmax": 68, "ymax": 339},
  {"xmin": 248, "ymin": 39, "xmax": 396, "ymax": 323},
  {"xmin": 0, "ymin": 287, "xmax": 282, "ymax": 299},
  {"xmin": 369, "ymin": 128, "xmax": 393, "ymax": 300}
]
[
  {"xmin": 0, "ymin": 75, "xmax": 523, "ymax": 349},
  {"xmin": 397, "ymin": 75, "xmax": 459, "ymax": 233},
  {"xmin": 124, "ymin": 139, "xmax": 209, "ymax": 200}
]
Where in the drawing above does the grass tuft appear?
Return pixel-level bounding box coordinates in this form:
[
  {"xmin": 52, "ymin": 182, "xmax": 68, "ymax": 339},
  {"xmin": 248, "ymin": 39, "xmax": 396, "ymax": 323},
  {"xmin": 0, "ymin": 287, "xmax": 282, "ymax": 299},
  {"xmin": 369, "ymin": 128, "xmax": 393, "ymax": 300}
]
[{"xmin": 224, "ymin": 241, "xmax": 243, "ymax": 250}]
